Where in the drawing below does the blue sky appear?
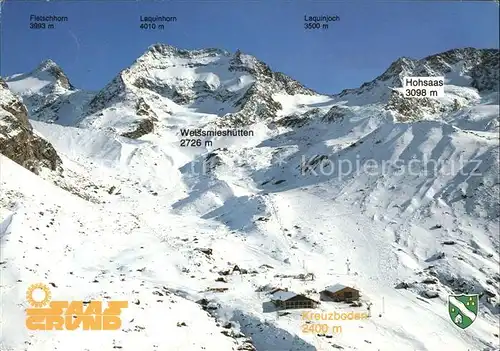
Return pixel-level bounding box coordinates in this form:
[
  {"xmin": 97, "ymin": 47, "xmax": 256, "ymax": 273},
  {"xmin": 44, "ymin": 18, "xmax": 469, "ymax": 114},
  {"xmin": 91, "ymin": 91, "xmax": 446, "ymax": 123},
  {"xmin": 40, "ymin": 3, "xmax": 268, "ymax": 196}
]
[{"xmin": 1, "ymin": 1, "xmax": 498, "ymax": 94}]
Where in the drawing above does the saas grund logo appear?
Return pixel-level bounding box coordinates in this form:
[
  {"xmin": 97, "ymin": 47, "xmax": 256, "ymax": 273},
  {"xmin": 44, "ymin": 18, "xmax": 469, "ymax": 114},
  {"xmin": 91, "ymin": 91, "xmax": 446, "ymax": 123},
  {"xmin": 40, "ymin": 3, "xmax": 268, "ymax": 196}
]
[
  {"xmin": 448, "ymin": 294, "xmax": 479, "ymax": 330},
  {"xmin": 25, "ymin": 283, "xmax": 128, "ymax": 331}
]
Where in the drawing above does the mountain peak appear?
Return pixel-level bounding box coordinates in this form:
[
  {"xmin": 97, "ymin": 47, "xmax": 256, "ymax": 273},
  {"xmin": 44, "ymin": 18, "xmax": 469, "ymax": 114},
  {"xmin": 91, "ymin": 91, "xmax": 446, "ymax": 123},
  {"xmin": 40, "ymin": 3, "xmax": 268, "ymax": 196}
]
[
  {"xmin": 338, "ymin": 47, "xmax": 499, "ymax": 102},
  {"xmin": 81, "ymin": 43, "xmax": 317, "ymax": 131},
  {"xmin": 373, "ymin": 47, "xmax": 499, "ymax": 84},
  {"xmin": 145, "ymin": 43, "xmax": 230, "ymax": 59},
  {"xmin": 375, "ymin": 57, "xmax": 417, "ymax": 82},
  {"xmin": 33, "ymin": 59, "xmax": 74, "ymax": 90},
  {"xmin": 36, "ymin": 59, "xmax": 59, "ymax": 71}
]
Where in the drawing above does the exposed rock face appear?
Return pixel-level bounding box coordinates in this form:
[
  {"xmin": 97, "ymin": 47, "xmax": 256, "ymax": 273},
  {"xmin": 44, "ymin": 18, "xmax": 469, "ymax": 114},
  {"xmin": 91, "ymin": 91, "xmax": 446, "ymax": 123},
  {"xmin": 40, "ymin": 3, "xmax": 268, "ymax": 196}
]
[
  {"xmin": 273, "ymin": 71, "xmax": 316, "ymax": 96},
  {"xmin": 276, "ymin": 108, "xmax": 322, "ymax": 128},
  {"xmin": 120, "ymin": 97, "xmax": 158, "ymax": 139},
  {"xmin": 386, "ymin": 90, "xmax": 444, "ymax": 121},
  {"xmin": 321, "ymin": 105, "xmax": 352, "ymax": 123},
  {"xmin": 132, "ymin": 76, "xmax": 191, "ymax": 105},
  {"xmin": 0, "ymin": 78, "xmax": 62, "ymax": 174},
  {"xmin": 218, "ymin": 83, "xmax": 283, "ymax": 127},
  {"xmin": 229, "ymin": 49, "xmax": 315, "ymax": 96},
  {"xmin": 85, "ymin": 74, "xmax": 128, "ymax": 117},
  {"xmin": 217, "ymin": 50, "xmax": 316, "ymax": 126},
  {"xmin": 468, "ymin": 49, "xmax": 500, "ymax": 92},
  {"xmin": 204, "ymin": 151, "xmax": 224, "ymax": 174},
  {"xmin": 121, "ymin": 118, "xmax": 155, "ymax": 139}
]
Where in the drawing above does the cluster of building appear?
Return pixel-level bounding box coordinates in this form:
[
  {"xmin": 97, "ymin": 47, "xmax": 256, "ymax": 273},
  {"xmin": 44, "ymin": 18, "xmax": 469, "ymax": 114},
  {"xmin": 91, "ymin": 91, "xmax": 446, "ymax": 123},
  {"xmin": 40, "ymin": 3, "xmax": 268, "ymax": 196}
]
[{"xmin": 269, "ymin": 284, "xmax": 360, "ymax": 310}]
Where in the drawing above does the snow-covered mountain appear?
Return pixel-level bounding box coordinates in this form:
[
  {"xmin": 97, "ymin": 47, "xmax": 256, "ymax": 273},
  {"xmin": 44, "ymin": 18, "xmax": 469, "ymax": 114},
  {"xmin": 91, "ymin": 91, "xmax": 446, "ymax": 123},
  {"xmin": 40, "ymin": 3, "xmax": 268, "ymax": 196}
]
[
  {"xmin": 1, "ymin": 45, "xmax": 499, "ymax": 351},
  {"xmin": 5, "ymin": 59, "xmax": 95, "ymax": 125},
  {"xmin": 335, "ymin": 48, "xmax": 499, "ymax": 129},
  {"xmin": 77, "ymin": 44, "xmax": 316, "ymax": 139}
]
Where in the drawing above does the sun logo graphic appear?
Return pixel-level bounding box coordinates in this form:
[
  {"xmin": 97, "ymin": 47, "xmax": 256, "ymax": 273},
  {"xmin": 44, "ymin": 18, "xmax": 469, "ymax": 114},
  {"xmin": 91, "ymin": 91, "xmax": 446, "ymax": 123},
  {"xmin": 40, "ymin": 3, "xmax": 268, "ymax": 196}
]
[
  {"xmin": 26, "ymin": 283, "xmax": 52, "ymax": 308},
  {"xmin": 25, "ymin": 283, "xmax": 128, "ymax": 331}
]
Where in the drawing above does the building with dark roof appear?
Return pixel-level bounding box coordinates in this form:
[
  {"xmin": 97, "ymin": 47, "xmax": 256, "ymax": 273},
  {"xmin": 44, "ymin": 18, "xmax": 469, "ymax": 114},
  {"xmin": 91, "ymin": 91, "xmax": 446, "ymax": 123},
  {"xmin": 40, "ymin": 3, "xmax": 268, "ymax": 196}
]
[
  {"xmin": 320, "ymin": 284, "xmax": 360, "ymax": 302},
  {"xmin": 270, "ymin": 290, "xmax": 319, "ymax": 310}
]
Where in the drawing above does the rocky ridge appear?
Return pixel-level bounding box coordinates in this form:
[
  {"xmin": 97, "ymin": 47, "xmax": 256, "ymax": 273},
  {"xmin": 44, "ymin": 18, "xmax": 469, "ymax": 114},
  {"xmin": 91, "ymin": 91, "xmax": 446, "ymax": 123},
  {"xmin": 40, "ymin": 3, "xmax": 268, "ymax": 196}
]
[
  {"xmin": 0, "ymin": 78, "xmax": 62, "ymax": 174},
  {"xmin": 1, "ymin": 46, "xmax": 498, "ymax": 170}
]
